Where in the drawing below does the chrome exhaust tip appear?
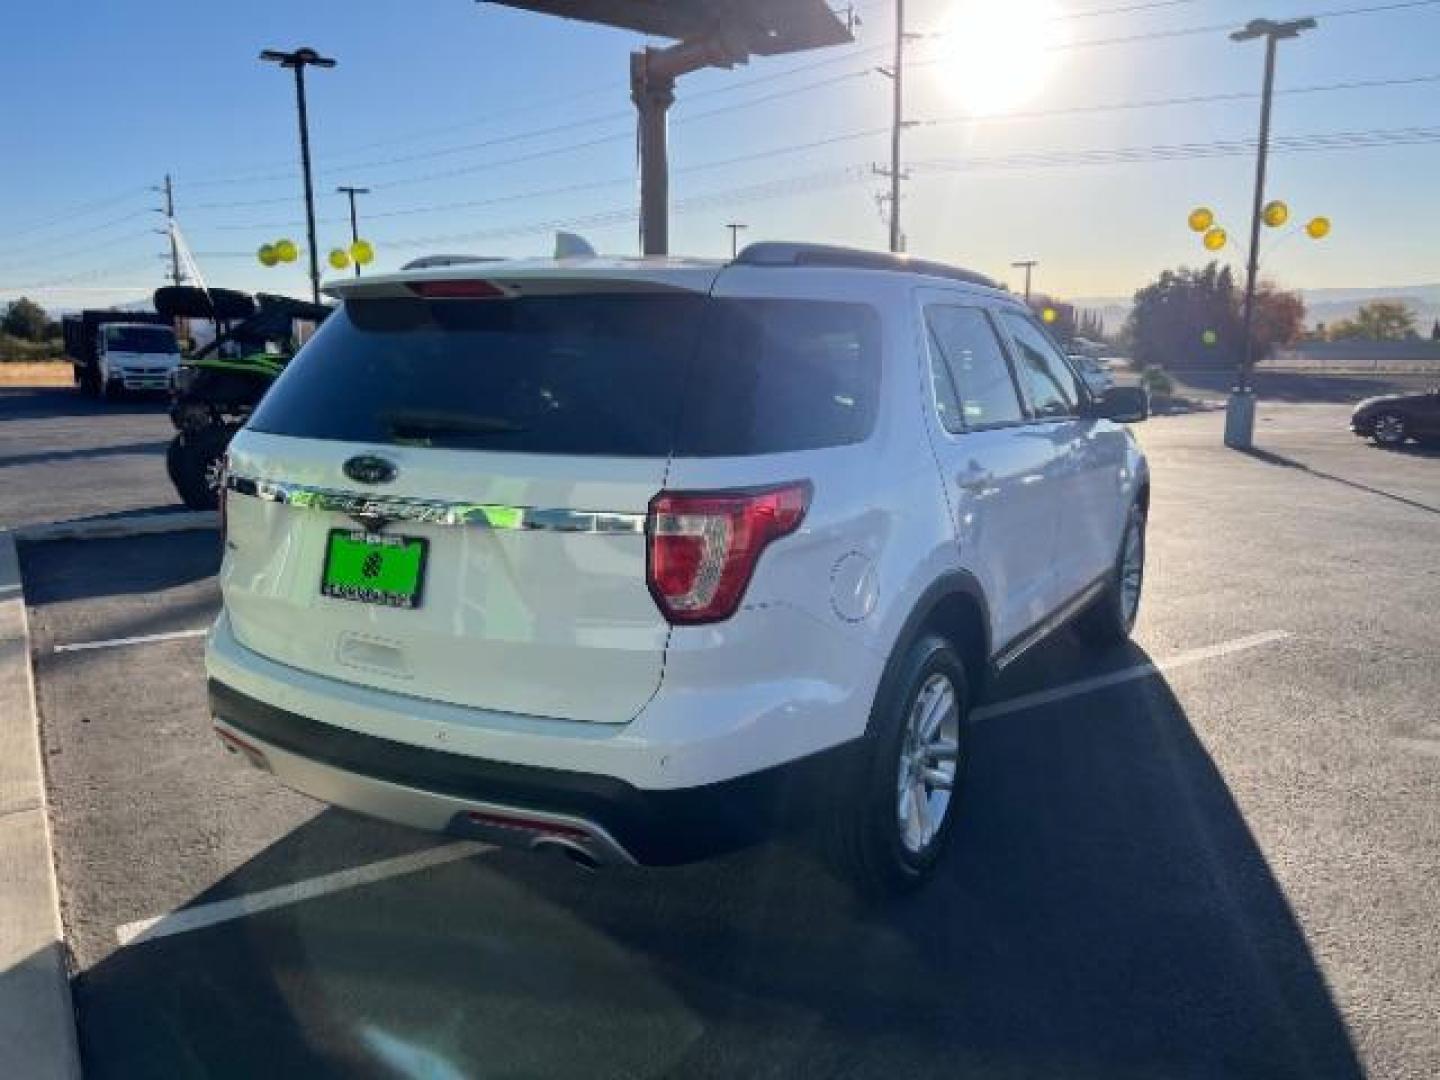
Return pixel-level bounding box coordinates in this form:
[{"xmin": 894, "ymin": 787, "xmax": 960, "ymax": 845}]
[{"xmin": 531, "ymin": 836, "xmax": 600, "ymax": 872}]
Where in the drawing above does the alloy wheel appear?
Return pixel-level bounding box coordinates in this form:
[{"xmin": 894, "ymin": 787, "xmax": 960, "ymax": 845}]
[{"xmin": 895, "ymin": 672, "xmax": 961, "ymax": 856}]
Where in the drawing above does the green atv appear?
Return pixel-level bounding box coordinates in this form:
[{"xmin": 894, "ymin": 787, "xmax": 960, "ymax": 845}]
[{"xmin": 155, "ymin": 287, "xmax": 329, "ymax": 509}]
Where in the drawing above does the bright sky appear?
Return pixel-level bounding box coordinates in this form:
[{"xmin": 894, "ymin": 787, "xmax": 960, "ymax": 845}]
[{"xmin": 3, "ymin": 0, "xmax": 1437, "ymax": 310}]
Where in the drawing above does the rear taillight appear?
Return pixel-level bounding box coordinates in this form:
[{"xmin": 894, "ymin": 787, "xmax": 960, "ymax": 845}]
[{"xmin": 646, "ymin": 482, "xmax": 811, "ymax": 625}]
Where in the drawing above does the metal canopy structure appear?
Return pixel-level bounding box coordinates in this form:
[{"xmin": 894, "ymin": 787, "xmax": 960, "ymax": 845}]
[{"xmin": 482, "ymin": 1, "xmax": 853, "ymax": 254}]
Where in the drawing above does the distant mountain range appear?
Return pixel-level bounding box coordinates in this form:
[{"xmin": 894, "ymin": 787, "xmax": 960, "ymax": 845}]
[{"xmin": 1071, "ymin": 284, "xmax": 1440, "ymax": 333}]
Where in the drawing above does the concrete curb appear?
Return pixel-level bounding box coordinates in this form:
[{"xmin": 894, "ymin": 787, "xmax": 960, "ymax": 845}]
[
  {"xmin": 0, "ymin": 530, "xmax": 82, "ymax": 1080},
  {"xmin": 16, "ymin": 510, "xmax": 217, "ymax": 543}
]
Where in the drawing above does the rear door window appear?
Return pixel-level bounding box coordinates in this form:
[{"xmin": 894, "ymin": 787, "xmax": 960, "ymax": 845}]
[
  {"xmin": 675, "ymin": 299, "xmax": 881, "ymax": 456},
  {"xmin": 924, "ymin": 305, "xmax": 1025, "ymax": 428}
]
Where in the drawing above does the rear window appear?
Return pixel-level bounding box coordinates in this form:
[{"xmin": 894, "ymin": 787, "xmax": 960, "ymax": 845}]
[{"xmin": 249, "ymin": 293, "xmax": 880, "ymax": 457}]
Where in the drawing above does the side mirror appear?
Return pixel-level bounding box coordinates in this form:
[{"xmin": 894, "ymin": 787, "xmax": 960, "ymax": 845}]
[{"xmin": 1087, "ymin": 385, "xmax": 1149, "ymax": 423}]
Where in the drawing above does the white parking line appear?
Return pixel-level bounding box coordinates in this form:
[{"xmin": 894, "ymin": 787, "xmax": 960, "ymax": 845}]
[
  {"xmin": 53, "ymin": 627, "xmax": 209, "ymax": 654},
  {"xmin": 110, "ymin": 629, "xmax": 1288, "ymax": 948},
  {"xmin": 974, "ymin": 629, "xmax": 1291, "ymax": 722},
  {"xmin": 115, "ymin": 841, "xmax": 486, "ymax": 948}
]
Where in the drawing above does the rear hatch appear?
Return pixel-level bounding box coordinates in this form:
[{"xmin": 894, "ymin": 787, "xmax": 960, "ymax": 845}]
[{"xmin": 222, "ymin": 266, "xmax": 718, "ymax": 724}]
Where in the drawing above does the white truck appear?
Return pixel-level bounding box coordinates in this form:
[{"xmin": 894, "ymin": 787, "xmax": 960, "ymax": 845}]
[{"xmin": 63, "ymin": 310, "xmax": 180, "ymax": 399}]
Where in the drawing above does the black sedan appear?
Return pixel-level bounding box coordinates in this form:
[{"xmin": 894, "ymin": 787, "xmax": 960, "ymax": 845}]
[{"xmin": 1350, "ymin": 388, "xmax": 1440, "ymax": 448}]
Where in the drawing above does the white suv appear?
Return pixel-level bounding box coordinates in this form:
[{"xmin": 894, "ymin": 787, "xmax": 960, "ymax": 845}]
[{"xmin": 207, "ymin": 242, "xmax": 1150, "ymax": 896}]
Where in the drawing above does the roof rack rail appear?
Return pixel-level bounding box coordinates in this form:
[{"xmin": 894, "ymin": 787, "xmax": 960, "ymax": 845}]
[
  {"xmin": 734, "ymin": 242, "xmax": 1001, "ymax": 289},
  {"xmin": 400, "ymin": 254, "xmax": 507, "ymax": 271}
]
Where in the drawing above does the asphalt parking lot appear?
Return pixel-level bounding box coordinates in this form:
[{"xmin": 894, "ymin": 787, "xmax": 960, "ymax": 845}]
[
  {"xmin": 0, "ymin": 388, "xmax": 179, "ymax": 531},
  {"xmin": 12, "ymin": 388, "xmax": 1440, "ymax": 1078}
]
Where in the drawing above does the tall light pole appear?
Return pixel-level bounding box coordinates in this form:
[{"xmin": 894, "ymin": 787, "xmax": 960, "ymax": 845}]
[
  {"xmin": 1011, "ymin": 259, "xmax": 1037, "ymax": 302},
  {"xmin": 260, "ymin": 47, "xmax": 336, "ymax": 305},
  {"xmin": 1224, "ymin": 16, "xmax": 1316, "ymax": 450},
  {"xmin": 725, "ymin": 222, "xmax": 747, "ymax": 258},
  {"xmin": 336, "ymin": 185, "xmax": 369, "ymax": 277}
]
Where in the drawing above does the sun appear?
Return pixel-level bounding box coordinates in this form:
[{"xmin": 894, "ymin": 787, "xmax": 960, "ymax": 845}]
[{"xmin": 936, "ymin": 0, "xmax": 1067, "ymax": 116}]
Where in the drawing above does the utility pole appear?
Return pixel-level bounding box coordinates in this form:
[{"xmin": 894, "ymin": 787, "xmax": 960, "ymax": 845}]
[
  {"xmin": 1011, "ymin": 260, "xmax": 1038, "ymax": 302},
  {"xmin": 161, "ymin": 174, "xmax": 182, "ymax": 285},
  {"xmin": 151, "ymin": 174, "xmax": 184, "ymax": 285},
  {"xmin": 889, "ymin": 0, "xmax": 905, "ymax": 252},
  {"xmin": 336, "ymin": 185, "xmax": 369, "ymax": 277},
  {"xmin": 725, "ymin": 222, "xmax": 747, "ymax": 258},
  {"xmin": 1224, "ymin": 16, "xmax": 1316, "ymax": 450},
  {"xmin": 869, "ymin": 0, "xmax": 910, "ymax": 253},
  {"xmin": 871, "ymin": 1, "xmax": 915, "ymax": 252},
  {"xmin": 260, "ymin": 47, "xmax": 337, "ymax": 305}
]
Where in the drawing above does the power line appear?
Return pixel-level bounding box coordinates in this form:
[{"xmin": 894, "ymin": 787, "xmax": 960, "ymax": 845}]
[
  {"xmin": 0, "ymin": 209, "xmax": 153, "ymax": 265},
  {"xmin": 920, "ymin": 71, "xmax": 1440, "ymax": 128},
  {"xmin": 909, "ymin": 125, "xmax": 1440, "ymax": 172},
  {"xmin": 0, "ymin": 256, "xmax": 158, "ymax": 294},
  {"xmin": 184, "ymin": 62, "xmax": 882, "ymax": 202},
  {"xmin": 184, "ymin": 42, "xmax": 890, "ymax": 190},
  {"xmin": 192, "ymin": 120, "xmax": 1437, "ymax": 261},
  {"xmin": 0, "ymin": 188, "xmax": 151, "ymax": 244},
  {"xmin": 0, "ymin": 229, "xmax": 159, "ymax": 275},
  {"xmin": 188, "ymin": 0, "xmax": 1440, "ymax": 205},
  {"xmin": 193, "ymin": 71, "xmax": 1440, "ymax": 234}
]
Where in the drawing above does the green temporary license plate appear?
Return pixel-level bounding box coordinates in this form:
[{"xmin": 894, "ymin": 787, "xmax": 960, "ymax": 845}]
[{"xmin": 320, "ymin": 530, "xmax": 428, "ymax": 609}]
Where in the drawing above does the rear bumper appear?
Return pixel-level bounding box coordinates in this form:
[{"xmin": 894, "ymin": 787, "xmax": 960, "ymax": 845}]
[{"xmin": 210, "ymin": 678, "xmax": 860, "ymax": 865}]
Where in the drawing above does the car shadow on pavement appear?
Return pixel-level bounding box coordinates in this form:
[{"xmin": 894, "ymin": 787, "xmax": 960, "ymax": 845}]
[
  {"xmin": 19, "ymin": 531, "xmax": 220, "ymax": 607},
  {"xmin": 1241, "ymin": 446, "xmax": 1440, "ymax": 516},
  {"xmin": 0, "ymin": 439, "xmax": 168, "ymax": 470},
  {"xmin": 0, "ymin": 386, "xmax": 171, "ymax": 420},
  {"xmin": 69, "ymin": 636, "xmax": 1365, "ymax": 1080}
]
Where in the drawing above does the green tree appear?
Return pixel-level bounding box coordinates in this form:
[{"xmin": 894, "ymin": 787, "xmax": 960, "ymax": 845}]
[
  {"xmin": 2, "ymin": 297, "xmax": 49, "ymax": 341},
  {"xmin": 1329, "ymin": 300, "xmax": 1418, "ymax": 341},
  {"xmin": 1125, "ymin": 262, "xmax": 1239, "ymax": 369},
  {"xmin": 1125, "ymin": 263, "xmax": 1304, "ymax": 369}
]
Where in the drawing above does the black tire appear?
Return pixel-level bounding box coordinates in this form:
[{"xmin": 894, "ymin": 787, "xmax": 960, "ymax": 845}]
[
  {"xmin": 78, "ymin": 366, "xmax": 100, "ymax": 398},
  {"xmin": 101, "ymin": 376, "xmax": 124, "ymax": 402},
  {"xmin": 1076, "ymin": 503, "xmax": 1146, "ymax": 648},
  {"xmin": 1370, "ymin": 411, "xmax": 1408, "ymax": 448},
  {"xmin": 167, "ymin": 425, "xmax": 236, "ymax": 510},
  {"xmin": 829, "ymin": 634, "xmax": 970, "ymax": 899}
]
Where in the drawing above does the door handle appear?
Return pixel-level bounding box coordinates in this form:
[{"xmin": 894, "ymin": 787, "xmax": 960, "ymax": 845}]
[{"xmin": 957, "ymin": 472, "xmax": 992, "ymax": 494}]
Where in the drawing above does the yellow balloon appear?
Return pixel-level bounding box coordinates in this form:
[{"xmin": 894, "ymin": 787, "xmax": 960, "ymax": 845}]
[
  {"xmin": 1202, "ymin": 226, "xmax": 1227, "ymax": 251},
  {"xmin": 328, "ymin": 248, "xmax": 351, "ymax": 270},
  {"xmin": 1262, "ymin": 200, "xmax": 1289, "ymax": 228},
  {"xmin": 350, "ymin": 239, "xmax": 375, "ymax": 266},
  {"xmin": 1306, "ymin": 216, "xmax": 1331, "ymax": 240},
  {"xmin": 1187, "ymin": 207, "xmax": 1214, "ymax": 233},
  {"xmin": 257, "ymin": 243, "xmax": 279, "ymax": 268},
  {"xmin": 1041, "ymin": 307, "xmax": 1058, "ymax": 324},
  {"xmin": 275, "ymin": 239, "xmax": 299, "ymax": 263}
]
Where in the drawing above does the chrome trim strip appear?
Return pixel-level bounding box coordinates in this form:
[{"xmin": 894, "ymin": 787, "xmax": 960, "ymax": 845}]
[
  {"xmin": 225, "ymin": 474, "xmax": 646, "ymax": 534},
  {"xmin": 993, "ymin": 573, "xmax": 1109, "ymax": 671}
]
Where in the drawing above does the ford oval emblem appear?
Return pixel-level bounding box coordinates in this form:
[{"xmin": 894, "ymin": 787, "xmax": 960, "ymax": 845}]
[{"xmin": 342, "ymin": 455, "xmax": 397, "ymax": 485}]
